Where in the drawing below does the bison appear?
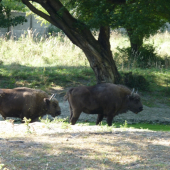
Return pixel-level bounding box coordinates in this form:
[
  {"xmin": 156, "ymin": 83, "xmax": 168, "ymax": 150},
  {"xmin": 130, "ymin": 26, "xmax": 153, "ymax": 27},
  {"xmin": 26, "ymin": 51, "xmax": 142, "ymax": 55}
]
[
  {"xmin": 65, "ymin": 83, "xmax": 143, "ymax": 126},
  {"xmin": 0, "ymin": 87, "xmax": 61, "ymax": 122}
]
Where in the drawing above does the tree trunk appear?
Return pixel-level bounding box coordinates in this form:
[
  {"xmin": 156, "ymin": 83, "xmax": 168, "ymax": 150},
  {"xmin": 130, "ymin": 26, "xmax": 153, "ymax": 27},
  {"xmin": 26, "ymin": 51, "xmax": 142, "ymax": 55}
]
[
  {"xmin": 127, "ymin": 29, "xmax": 143, "ymax": 55},
  {"xmin": 82, "ymin": 27, "xmax": 120, "ymax": 83},
  {"xmin": 82, "ymin": 45, "xmax": 120, "ymax": 84},
  {"xmin": 22, "ymin": 0, "xmax": 121, "ymax": 84}
]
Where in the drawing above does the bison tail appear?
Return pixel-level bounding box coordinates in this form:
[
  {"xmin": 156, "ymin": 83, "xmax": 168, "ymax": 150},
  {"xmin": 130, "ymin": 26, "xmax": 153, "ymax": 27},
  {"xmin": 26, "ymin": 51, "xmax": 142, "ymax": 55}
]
[{"xmin": 64, "ymin": 88, "xmax": 74, "ymax": 101}]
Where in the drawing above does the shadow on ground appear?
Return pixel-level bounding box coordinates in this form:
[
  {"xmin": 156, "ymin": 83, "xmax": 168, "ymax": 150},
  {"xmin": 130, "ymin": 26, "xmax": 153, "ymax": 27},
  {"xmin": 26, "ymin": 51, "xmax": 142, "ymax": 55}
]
[{"xmin": 0, "ymin": 129, "xmax": 170, "ymax": 170}]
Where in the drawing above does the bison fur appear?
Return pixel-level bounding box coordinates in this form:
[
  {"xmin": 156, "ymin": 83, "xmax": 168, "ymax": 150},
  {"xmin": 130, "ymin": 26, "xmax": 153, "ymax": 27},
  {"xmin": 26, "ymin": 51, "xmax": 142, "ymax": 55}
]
[
  {"xmin": 0, "ymin": 87, "xmax": 61, "ymax": 122},
  {"xmin": 65, "ymin": 83, "xmax": 143, "ymax": 126}
]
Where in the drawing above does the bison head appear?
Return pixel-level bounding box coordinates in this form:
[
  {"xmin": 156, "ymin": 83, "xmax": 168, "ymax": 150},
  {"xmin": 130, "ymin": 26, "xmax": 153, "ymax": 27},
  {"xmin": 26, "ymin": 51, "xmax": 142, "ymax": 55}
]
[
  {"xmin": 128, "ymin": 89, "xmax": 143, "ymax": 114},
  {"xmin": 44, "ymin": 94, "xmax": 61, "ymax": 117}
]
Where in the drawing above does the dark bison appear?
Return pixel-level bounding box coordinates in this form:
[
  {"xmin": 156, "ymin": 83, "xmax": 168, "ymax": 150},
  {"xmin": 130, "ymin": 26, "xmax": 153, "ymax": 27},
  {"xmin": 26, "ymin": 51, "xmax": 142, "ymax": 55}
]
[
  {"xmin": 0, "ymin": 87, "xmax": 61, "ymax": 122},
  {"xmin": 65, "ymin": 83, "xmax": 143, "ymax": 126}
]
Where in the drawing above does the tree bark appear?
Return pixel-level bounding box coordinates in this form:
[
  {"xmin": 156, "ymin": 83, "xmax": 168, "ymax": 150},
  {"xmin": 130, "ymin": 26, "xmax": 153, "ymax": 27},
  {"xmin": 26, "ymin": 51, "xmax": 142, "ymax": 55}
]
[
  {"xmin": 22, "ymin": 0, "xmax": 121, "ymax": 83},
  {"xmin": 82, "ymin": 26, "xmax": 120, "ymax": 83}
]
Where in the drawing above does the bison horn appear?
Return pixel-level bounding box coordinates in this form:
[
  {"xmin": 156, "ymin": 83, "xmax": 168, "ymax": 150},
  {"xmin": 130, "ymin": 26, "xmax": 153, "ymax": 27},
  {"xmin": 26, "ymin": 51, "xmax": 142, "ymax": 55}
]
[
  {"xmin": 50, "ymin": 93, "xmax": 57, "ymax": 100},
  {"xmin": 131, "ymin": 88, "xmax": 135, "ymax": 95},
  {"xmin": 50, "ymin": 94, "xmax": 55, "ymax": 100},
  {"xmin": 136, "ymin": 89, "xmax": 138, "ymax": 94}
]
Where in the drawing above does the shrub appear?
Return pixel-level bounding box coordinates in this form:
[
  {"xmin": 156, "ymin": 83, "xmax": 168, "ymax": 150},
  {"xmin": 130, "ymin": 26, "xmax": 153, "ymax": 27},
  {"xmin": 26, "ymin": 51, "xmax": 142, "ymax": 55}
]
[
  {"xmin": 121, "ymin": 72, "xmax": 150, "ymax": 91},
  {"xmin": 115, "ymin": 44, "xmax": 164, "ymax": 68}
]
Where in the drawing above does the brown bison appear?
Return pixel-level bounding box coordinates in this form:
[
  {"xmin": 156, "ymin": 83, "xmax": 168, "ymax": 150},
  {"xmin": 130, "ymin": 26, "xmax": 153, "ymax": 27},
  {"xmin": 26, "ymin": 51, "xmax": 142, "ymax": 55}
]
[
  {"xmin": 0, "ymin": 87, "xmax": 61, "ymax": 122},
  {"xmin": 65, "ymin": 83, "xmax": 143, "ymax": 126}
]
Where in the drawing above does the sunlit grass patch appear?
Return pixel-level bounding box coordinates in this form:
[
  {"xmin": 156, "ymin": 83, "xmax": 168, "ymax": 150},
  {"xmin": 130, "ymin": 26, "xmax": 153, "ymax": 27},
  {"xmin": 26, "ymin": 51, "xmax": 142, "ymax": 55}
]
[
  {"xmin": 77, "ymin": 122, "xmax": 170, "ymax": 132},
  {"xmin": 0, "ymin": 34, "xmax": 88, "ymax": 67}
]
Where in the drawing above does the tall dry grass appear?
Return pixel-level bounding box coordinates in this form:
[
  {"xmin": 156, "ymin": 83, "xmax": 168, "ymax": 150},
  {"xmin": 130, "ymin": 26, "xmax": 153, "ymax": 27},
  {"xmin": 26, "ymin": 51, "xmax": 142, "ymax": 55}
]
[
  {"xmin": 0, "ymin": 30, "xmax": 170, "ymax": 67},
  {"xmin": 0, "ymin": 31, "xmax": 88, "ymax": 67}
]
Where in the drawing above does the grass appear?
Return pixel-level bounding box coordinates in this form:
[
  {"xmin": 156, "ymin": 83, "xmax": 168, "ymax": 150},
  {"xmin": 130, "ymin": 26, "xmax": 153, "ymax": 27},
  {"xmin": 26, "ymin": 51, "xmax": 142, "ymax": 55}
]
[
  {"xmin": 77, "ymin": 122, "xmax": 170, "ymax": 132},
  {"xmin": 39, "ymin": 117, "xmax": 170, "ymax": 132},
  {"xmin": 0, "ymin": 32, "xmax": 88, "ymax": 67},
  {"xmin": 0, "ymin": 65, "xmax": 95, "ymax": 90}
]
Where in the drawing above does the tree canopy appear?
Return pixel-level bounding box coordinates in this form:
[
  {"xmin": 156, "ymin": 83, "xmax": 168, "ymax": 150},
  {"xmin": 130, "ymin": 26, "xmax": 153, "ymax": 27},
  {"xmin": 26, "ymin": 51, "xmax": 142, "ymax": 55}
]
[
  {"xmin": 65, "ymin": 0, "xmax": 169, "ymax": 52},
  {"xmin": 0, "ymin": 0, "xmax": 27, "ymax": 28}
]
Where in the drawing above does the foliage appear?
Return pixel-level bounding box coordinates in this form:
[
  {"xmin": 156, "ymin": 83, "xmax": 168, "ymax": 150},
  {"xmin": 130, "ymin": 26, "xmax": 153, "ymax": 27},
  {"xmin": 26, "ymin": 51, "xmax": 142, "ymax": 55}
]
[
  {"xmin": 2, "ymin": 0, "xmax": 26, "ymax": 11},
  {"xmin": 39, "ymin": 115, "xmax": 51, "ymax": 124},
  {"xmin": 111, "ymin": 0, "xmax": 167, "ymax": 45},
  {"xmin": 52, "ymin": 117, "xmax": 69, "ymax": 123},
  {"xmin": 25, "ymin": 2, "xmax": 50, "ymax": 26},
  {"xmin": 23, "ymin": 117, "xmax": 32, "ymax": 133},
  {"xmin": 65, "ymin": 0, "xmax": 170, "ymax": 61},
  {"xmin": 66, "ymin": 0, "xmax": 168, "ymax": 31},
  {"xmin": 65, "ymin": 0, "xmax": 170, "ymax": 65},
  {"xmin": 116, "ymin": 45, "xmax": 164, "ymax": 68},
  {"xmin": 120, "ymin": 120, "xmax": 128, "ymax": 129},
  {"xmin": 0, "ymin": 0, "xmax": 27, "ymax": 28},
  {"xmin": 65, "ymin": 0, "xmax": 115, "ymax": 29},
  {"xmin": 121, "ymin": 72, "xmax": 150, "ymax": 91}
]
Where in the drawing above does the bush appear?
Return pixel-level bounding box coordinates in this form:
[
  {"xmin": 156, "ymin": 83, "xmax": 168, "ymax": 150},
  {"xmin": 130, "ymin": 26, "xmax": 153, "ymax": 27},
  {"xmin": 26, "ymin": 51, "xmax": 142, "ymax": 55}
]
[
  {"xmin": 121, "ymin": 72, "xmax": 150, "ymax": 91},
  {"xmin": 115, "ymin": 45, "xmax": 164, "ymax": 68}
]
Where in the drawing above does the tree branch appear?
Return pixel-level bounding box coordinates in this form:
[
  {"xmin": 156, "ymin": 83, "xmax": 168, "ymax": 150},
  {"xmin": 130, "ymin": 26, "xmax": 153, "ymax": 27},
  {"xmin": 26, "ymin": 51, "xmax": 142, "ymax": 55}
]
[
  {"xmin": 22, "ymin": 0, "xmax": 99, "ymax": 50},
  {"xmin": 48, "ymin": 0, "xmax": 77, "ymax": 25},
  {"xmin": 21, "ymin": 0, "xmax": 62, "ymax": 29},
  {"xmin": 30, "ymin": 0, "xmax": 77, "ymax": 28}
]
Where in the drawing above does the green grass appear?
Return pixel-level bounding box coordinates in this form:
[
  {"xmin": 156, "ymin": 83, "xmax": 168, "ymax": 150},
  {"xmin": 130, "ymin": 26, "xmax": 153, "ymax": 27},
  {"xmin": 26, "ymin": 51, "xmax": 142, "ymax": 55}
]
[
  {"xmin": 77, "ymin": 122, "xmax": 170, "ymax": 132},
  {"xmin": 124, "ymin": 68, "xmax": 170, "ymax": 106},
  {"xmin": 126, "ymin": 123, "xmax": 170, "ymax": 131},
  {"xmin": 40, "ymin": 116, "xmax": 170, "ymax": 132},
  {"xmin": 0, "ymin": 65, "xmax": 95, "ymax": 90}
]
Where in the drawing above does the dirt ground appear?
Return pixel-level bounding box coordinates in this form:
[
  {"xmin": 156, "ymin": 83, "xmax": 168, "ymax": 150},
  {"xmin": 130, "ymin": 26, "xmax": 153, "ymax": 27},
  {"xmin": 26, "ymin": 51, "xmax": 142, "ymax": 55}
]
[{"xmin": 0, "ymin": 121, "xmax": 170, "ymax": 170}]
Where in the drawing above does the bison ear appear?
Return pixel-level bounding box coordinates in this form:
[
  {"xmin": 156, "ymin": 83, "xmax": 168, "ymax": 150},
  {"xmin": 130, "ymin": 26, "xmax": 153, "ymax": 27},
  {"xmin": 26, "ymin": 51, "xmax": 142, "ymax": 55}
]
[{"xmin": 44, "ymin": 98, "xmax": 50, "ymax": 105}]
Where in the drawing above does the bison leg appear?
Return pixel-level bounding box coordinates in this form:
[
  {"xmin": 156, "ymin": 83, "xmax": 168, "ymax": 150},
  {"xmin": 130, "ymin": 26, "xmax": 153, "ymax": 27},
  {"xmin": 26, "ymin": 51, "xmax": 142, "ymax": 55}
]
[
  {"xmin": 69, "ymin": 104, "xmax": 73, "ymax": 122},
  {"xmin": 96, "ymin": 114, "xmax": 104, "ymax": 125},
  {"xmin": 106, "ymin": 114, "xmax": 114, "ymax": 126},
  {"xmin": 0, "ymin": 111, "xmax": 6, "ymax": 120},
  {"xmin": 68, "ymin": 99, "xmax": 74, "ymax": 122},
  {"xmin": 2, "ymin": 116, "xmax": 6, "ymax": 120},
  {"xmin": 70, "ymin": 109, "xmax": 81, "ymax": 125}
]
